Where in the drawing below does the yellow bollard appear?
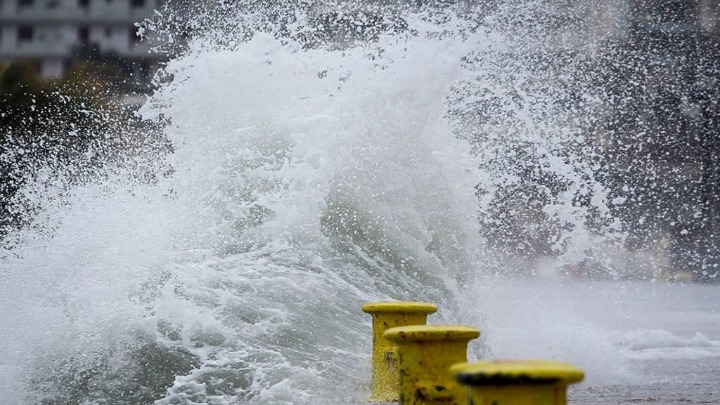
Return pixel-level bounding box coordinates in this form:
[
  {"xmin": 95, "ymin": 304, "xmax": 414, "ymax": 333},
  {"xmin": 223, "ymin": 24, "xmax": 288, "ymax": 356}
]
[
  {"xmin": 451, "ymin": 359, "xmax": 584, "ymax": 405},
  {"xmin": 384, "ymin": 324, "xmax": 480, "ymax": 405},
  {"xmin": 362, "ymin": 301, "xmax": 438, "ymax": 402}
]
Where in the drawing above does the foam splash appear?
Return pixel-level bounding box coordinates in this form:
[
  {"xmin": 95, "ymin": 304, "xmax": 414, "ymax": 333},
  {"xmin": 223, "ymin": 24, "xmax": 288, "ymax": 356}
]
[
  {"xmin": 621, "ymin": 330, "xmax": 720, "ymax": 360},
  {"xmin": 2, "ymin": 12, "xmax": 484, "ymax": 404},
  {"xmin": 2, "ymin": 1, "xmax": 716, "ymax": 404}
]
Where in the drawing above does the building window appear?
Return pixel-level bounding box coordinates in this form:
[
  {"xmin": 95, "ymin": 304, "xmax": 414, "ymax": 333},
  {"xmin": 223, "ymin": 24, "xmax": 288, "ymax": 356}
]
[
  {"xmin": 129, "ymin": 26, "xmax": 141, "ymax": 43},
  {"xmin": 130, "ymin": 0, "xmax": 144, "ymax": 8},
  {"xmin": 78, "ymin": 26, "xmax": 89, "ymax": 43},
  {"xmin": 17, "ymin": 26, "xmax": 34, "ymax": 42},
  {"xmin": 17, "ymin": 0, "xmax": 33, "ymax": 8},
  {"xmin": 78, "ymin": 0, "xmax": 88, "ymax": 8}
]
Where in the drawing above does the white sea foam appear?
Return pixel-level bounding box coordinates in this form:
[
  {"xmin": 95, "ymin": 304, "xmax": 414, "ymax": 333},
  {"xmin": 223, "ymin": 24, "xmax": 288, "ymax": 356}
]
[
  {"xmin": 2, "ymin": 13, "xmax": 484, "ymax": 404},
  {"xmin": 1, "ymin": 2, "xmax": 718, "ymax": 404},
  {"xmin": 619, "ymin": 330, "xmax": 720, "ymax": 360}
]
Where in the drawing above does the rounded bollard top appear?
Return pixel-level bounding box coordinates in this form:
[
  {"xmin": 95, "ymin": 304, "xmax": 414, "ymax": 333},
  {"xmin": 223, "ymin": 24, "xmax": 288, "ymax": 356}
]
[
  {"xmin": 362, "ymin": 301, "xmax": 438, "ymax": 315},
  {"xmin": 384, "ymin": 324, "xmax": 480, "ymax": 343},
  {"xmin": 451, "ymin": 360, "xmax": 584, "ymax": 386}
]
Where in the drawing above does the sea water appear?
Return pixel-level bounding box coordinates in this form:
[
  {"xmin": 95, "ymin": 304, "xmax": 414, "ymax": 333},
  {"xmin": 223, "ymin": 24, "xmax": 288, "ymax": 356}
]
[{"xmin": 1, "ymin": 1, "xmax": 718, "ymax": 404}]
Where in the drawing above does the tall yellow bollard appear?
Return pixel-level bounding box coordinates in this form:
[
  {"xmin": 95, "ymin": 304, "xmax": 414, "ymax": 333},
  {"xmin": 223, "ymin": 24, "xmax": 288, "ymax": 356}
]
[
  {"xmin": 362, "ymin": 302, "xmax": 438, "ymax": 402},
  {"xmin": 451, "ymin": 359, "xmax": 584, "ymax": 405},
  {"xmin": 384, "ymin": 324, "xmax": 480, "ymax": 405}
]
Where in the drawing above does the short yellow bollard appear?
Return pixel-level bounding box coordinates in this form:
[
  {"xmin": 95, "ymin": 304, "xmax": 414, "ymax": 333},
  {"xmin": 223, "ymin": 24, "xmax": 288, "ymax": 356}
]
[
  {"xmin": 451, "ymin": 359, "xmax": 584, "ymax": 405},
  {"xmin": 362, "ymin": 301, "xmax": 438, "ymax": 402},
  {"xmin": 384, "ymin": 324, "xmax": 480, "ymax": 405}
]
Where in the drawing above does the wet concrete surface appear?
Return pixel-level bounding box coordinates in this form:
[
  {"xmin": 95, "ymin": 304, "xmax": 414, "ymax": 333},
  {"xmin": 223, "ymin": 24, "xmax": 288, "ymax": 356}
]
[{"xmin": 571, "ymin": 357, "xmax": 720, "ymax": 404}]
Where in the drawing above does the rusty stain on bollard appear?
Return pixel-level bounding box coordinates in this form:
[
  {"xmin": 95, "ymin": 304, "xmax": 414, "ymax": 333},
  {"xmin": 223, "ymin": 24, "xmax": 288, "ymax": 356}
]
[
  {"xmin": 384, "ymin": 324, "xmax": 480, "ymax": 405},
  {"xmin": 362, "ymin": 302, "xmax": 438, "ymax": 402},
  {"xmin": 451, "ymin": 359, "xmax": 584, "ymax": 405}
]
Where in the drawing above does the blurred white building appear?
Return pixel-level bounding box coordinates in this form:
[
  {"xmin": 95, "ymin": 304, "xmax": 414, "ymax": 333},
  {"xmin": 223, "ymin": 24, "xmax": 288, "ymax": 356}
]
[{"xmin": 0, "ymin": 0, "xmax": 162, "ymax": 78}]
